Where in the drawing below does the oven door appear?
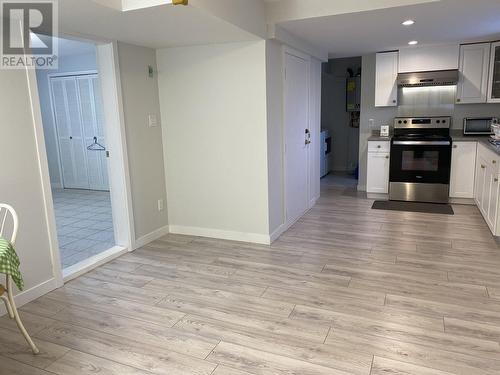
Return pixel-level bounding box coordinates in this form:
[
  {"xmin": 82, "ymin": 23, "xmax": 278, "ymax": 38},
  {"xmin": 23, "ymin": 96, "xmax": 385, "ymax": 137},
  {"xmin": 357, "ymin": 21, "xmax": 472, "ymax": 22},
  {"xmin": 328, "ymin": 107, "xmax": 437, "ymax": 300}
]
[{"xmin": 389, "ymin": 139, "xmax": 452, "ymax": 203}]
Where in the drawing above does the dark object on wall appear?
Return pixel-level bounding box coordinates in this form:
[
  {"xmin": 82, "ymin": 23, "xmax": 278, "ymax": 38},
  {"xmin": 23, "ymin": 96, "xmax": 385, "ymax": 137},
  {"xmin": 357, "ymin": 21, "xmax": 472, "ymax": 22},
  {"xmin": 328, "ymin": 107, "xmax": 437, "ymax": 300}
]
[{"xmin": 346, "ymin": 77, "xmax": 361, "ymax": 112}]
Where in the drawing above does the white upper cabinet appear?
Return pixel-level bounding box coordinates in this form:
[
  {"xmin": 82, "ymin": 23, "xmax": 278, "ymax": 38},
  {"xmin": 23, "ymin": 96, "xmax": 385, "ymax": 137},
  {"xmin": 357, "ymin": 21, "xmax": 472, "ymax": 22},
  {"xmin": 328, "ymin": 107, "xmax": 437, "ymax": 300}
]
[
  {"xmin": 375, "ymin": 51, "xmax": 398, "ymax": 107},
  {"xmin": 456, "ymin": 43, "xmax": 491, "ymax": 104},
  {"xmin": 487, "ymin": 41, "xmax": 500, "ymax": 103},
  {"xmin": 398, "ymin": 44, "xmax": 459, "ymax": 73}
]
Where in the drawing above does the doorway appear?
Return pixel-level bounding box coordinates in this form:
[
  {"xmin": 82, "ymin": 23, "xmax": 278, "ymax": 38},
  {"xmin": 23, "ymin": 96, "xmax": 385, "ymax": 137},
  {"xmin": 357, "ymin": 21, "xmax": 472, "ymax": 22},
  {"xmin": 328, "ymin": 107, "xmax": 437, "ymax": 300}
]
[
  {"xmin": 34, "ymin": 36, "xmax": 131, "ymax": 275},
  {"xmin": 321, "ymin": 57, "xmax": 361, "ymax": 183}
]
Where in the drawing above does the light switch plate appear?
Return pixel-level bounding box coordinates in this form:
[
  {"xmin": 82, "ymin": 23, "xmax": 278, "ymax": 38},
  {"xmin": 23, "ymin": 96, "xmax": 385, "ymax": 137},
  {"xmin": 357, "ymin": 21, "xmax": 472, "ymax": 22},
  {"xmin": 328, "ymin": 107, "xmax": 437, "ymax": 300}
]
[
  {"xmin": 148, "ymin": 114, "xmax": 158, "ymax": 127},
  {"xmin": 158, "ymin": 199, "xmax": 164, "ymax": 211}
]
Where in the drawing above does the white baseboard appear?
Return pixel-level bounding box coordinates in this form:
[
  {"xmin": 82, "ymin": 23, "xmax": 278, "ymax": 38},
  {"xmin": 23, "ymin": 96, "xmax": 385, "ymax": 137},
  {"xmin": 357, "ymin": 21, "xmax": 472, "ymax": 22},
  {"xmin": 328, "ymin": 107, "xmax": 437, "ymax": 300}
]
[
  {"xmin": 51, "ymin": 182, "xmax": 63, "ymax": 189},
  {"xmin": 133, "ymin": 225, "xmax": 170, "ymax": 250},
  {"xmin": 0, "ymin": 277, "xmax": 58, "ymax": 317},
  {"xmin": 169, "ymin": 225, "xmax": 271, "ymax": 245},
  {"xmin": 270, "ymin": 197, "xmax": 318, "ymax": 244}
]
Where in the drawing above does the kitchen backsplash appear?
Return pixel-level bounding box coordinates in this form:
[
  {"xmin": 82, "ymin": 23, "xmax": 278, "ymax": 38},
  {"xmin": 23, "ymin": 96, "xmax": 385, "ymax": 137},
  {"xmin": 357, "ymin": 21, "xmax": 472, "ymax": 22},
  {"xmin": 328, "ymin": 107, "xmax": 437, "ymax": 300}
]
[{"xmin": 397, "ymin": 85, "xmax": 500, "ymax": 129}]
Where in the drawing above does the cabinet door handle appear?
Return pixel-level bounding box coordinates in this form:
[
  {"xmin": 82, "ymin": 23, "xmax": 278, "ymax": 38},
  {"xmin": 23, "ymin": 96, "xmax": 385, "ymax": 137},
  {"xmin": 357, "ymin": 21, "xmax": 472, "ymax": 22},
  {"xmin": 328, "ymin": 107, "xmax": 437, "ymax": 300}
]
[
  {"xmin": 385, "ymin": 155, "xmax": 389, "ymax": 159},
  {"xmin": 493, "ymin": 160, "xmax": 497, "ymax": 164},
  {"xmin": 481, "ymin": 165, "xmax": 486, "ymax": 169},
  {"xmin": 456, "ymin": 98, "xmax": 461, "ymax": 103},
  {"xmin": 377, "ymin": 145, "xmax": 381, "ymax": 148},
  {"xmin": 453, "ymin": 145, "xmax": 457, "ymax": 148},
  {"xmin": 495, "ymin": 178, "xmax": 499, "ymax": 182}
]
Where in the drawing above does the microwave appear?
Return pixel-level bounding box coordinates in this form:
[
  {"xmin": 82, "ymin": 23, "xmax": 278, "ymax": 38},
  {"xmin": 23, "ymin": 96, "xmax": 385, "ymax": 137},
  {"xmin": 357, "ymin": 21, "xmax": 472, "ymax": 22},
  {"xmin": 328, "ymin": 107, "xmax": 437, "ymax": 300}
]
[{"xmin": 463, "ymin": 117, "xmax": 496, "ymax": 135}]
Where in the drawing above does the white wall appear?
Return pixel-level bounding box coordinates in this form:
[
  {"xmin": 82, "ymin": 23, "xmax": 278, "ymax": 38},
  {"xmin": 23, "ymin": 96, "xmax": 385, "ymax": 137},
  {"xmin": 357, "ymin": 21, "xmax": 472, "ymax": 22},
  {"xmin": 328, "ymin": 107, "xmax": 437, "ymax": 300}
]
[
  {"xmin": 0, "ymin": 68, "xmax": 58, "ymax": 309},
  {"xmin": 36, "ymin": 48, "xmax": 98, "ymax": 187},
  {"xmin": 266, "ymin": 39, "xmax": 285, "ymax": 235},
  {"xmin": 157, "ymin": 41, "xmax": 271, "ymax": 243},
  {"xmin": 117, "ymin": 42, "xmax": 169, "ymax": 240}
]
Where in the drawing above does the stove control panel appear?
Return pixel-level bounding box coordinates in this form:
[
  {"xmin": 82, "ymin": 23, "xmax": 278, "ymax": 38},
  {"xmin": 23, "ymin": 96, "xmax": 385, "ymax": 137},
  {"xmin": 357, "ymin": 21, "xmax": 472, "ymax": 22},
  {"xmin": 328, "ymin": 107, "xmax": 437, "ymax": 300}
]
[{"xmin": 394, "ymin": 117, "xmax": 451, "ymax": 129}]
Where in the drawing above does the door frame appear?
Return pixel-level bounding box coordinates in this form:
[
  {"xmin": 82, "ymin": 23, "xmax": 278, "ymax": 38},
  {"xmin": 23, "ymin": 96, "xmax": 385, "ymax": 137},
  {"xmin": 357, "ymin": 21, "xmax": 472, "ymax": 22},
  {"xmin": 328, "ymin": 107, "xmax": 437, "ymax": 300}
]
[
  {"xmin": 28, "ymin": 37, "xmax": 135, "ymax": 285},
  {"xmin": 47, "ymin": 70, "xmax": 99, "ymax": 190},
  {"xmin": 282, "ymin": 46, "xmax": 312, "ymax": 229}
]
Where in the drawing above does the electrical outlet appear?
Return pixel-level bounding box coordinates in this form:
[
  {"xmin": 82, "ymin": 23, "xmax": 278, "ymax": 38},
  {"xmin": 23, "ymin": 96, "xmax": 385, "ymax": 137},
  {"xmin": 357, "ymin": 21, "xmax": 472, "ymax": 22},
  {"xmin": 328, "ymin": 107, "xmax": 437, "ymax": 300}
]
[
  {"xmin": 148, "ymin": 114, "xmax": 158, "ymax": 127},
  {"xmin": 158, "ymin": 199, "xmax": 164, "ymax": 212}
]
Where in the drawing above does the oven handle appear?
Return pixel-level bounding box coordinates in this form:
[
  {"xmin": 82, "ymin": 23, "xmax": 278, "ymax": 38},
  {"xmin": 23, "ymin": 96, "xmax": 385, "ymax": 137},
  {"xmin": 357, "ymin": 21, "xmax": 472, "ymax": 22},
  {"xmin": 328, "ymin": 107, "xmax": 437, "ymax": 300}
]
[{"xmin": 393, "ymin": 140, "xmax": 451, "ymax": 146}]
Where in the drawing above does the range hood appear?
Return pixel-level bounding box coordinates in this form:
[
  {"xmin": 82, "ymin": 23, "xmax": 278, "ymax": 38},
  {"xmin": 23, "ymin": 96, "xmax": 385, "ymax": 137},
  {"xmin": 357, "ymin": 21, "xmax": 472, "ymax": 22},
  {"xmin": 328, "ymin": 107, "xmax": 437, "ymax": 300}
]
[{"xmin": 397, "ymin": 70, "xmax": 459, "ymax": 87}]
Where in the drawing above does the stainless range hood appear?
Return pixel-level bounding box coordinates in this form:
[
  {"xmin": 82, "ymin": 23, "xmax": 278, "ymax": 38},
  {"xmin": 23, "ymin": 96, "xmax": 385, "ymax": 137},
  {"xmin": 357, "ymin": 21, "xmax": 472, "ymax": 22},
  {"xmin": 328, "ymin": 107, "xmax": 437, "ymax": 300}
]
[{"xmin": 397, "ymin": 70, "xmax": 459, "ymax": 87}]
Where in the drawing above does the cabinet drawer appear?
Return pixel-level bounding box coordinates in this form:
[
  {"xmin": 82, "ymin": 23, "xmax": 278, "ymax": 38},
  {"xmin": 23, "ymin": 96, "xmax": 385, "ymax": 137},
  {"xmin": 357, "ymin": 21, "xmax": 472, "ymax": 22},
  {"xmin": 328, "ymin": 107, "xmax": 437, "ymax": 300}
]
[
  {"xmin": 478, "ymin": 143, "xmax": 500, "ymax": 174},
  {"xmin": 368, "ymin": 141, "xmax": 390, "ymax": 153}
]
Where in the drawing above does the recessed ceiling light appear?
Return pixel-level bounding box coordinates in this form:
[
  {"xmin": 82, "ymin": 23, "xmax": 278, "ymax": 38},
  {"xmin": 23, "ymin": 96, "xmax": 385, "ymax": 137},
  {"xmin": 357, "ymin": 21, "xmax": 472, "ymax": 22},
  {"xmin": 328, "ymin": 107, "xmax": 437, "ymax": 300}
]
[
  {"xmin": 408, "ymin": 40, "xmax": 419, "ymax": 45},
  {"xmin": 402, "ymin": 19, "xmax": 415, "ymax": 26}
]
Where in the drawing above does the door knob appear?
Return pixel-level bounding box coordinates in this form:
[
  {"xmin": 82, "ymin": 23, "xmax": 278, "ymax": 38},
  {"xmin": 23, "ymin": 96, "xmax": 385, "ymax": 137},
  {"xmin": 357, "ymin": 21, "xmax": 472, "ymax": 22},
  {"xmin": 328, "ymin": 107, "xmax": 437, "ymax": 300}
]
[
  {"xmin": 493, "ymin": 160, "xmax": 497, "ymax": 164},
  {"xmin": 495, "ymin": 178, "xmax": 499, "ymax": 182},
  {"xmin": 453, "ymin": 145, "xmax": 457, "ymax": 148},
  {"xmin": 305, "ymin": 140, "xmax": 311, "ymax": 145},
  {"xmin": 385, "ymin": 155, "xmax": 389, "ymax": 159}
]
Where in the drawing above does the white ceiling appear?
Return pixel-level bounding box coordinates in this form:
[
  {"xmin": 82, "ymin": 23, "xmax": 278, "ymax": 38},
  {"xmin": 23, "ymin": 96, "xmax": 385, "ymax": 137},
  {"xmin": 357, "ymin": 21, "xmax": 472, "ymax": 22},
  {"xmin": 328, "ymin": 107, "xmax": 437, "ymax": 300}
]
[
  {"xmin": 276, "ymin": 0, "xmax": 500, "ymax": 58},
  {"xmin": 58, "ymin": 0, "xmax": 257, "ymax": 48}
]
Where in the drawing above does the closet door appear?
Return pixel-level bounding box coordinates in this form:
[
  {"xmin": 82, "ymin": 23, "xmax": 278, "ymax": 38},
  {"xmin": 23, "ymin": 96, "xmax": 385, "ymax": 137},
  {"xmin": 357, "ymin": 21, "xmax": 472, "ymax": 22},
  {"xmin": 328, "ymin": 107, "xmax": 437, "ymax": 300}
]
[
  {"xmin": 51, "ymin": 77, "xmax": 90, "ymax": 189},
  {"xmin": 77, "ymin": 75, "xmax": 109, "ymax": 191},
  {"xmin": 284, "ymin": 51, "xmax": 310, "ymax": 224}
]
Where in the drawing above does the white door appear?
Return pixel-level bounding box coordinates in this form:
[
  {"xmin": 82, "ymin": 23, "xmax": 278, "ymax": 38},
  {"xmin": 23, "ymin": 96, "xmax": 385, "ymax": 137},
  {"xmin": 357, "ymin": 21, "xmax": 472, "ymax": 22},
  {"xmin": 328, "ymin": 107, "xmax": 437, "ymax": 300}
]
[
  {"xmin": 367, "ymin": 152, "xmax": 390, "ymax": 193},
  {"xmin": 51, "ymin": 74, "xmax": 109, "ymax": 191},
  {"xmin": 475, "ymin": 156, "xmax": 487, "ymax": 213},
  {"xmin": 375, "ymin": 51, "xmax": 398, "ymax": 107},
  {"xmin": 51, "ymin": 77, "xmax": 90, "ymax": 189},
  {"xmin": 456, "ymin": 43, "xmax": 490, "ymax": 104},
  {"xmin": 449, "ymin": 142, "xmax": 477, "ymax": 198},
  {"xmin": 284, "ymin": 51, "xmax": 309, "ymax": 224},
  {"xmin": 77, "ymin": 75, "xmax": 109, "ymax": 190}
]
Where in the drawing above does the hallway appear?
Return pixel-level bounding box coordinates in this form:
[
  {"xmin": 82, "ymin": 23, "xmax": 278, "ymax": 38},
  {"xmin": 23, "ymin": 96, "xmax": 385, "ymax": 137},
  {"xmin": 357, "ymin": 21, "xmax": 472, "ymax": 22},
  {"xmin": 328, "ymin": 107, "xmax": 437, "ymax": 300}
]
[{"xmin": 2, "ymin": 177, "xmax": 500, "ymax": 375}]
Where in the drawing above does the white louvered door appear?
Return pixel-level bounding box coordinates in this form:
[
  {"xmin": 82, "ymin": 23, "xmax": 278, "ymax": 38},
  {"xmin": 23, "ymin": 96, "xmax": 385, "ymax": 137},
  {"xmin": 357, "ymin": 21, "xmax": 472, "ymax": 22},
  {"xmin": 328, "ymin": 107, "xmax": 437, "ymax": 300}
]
[
  {"xmin": 77, "ymin": 75, "xmax": 109, "ymax": 190},
  {"xmin": 50, "ymin": 74, "xmax": 109, "ymax": 191}
]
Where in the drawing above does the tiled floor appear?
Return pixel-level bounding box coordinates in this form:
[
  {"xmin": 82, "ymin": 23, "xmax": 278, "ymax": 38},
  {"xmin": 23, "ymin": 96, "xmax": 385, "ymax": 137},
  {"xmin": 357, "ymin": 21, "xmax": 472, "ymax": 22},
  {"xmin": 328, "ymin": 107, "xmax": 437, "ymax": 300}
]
[{"xmin": 52, "ymin": 189, "xmax": 115, "ymax": 268}]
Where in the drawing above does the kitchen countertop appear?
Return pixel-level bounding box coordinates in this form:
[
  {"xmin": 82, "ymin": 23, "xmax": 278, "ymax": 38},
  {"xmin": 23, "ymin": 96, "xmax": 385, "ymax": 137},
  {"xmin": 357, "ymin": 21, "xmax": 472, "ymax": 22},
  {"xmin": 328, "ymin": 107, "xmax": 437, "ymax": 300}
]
[{"xmin": 368, "ymin": 132, "xmax": 392, "ymax": 141}]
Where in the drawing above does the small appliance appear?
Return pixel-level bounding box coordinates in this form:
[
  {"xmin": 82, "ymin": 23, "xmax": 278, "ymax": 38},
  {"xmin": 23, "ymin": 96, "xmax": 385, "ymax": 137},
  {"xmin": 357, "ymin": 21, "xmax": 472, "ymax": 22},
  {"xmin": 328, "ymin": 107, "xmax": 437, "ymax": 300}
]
[{"xmin": 463, "ymin": 117, "xmax": 497, "ymax": 136}]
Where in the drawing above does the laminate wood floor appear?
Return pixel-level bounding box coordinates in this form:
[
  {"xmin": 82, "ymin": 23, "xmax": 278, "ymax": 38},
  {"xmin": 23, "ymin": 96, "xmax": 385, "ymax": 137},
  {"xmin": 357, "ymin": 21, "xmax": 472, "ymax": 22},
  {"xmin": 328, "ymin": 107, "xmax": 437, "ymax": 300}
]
[{"xmin": 2, "ymin": 175, "xmax": 500, "ymax": 375}]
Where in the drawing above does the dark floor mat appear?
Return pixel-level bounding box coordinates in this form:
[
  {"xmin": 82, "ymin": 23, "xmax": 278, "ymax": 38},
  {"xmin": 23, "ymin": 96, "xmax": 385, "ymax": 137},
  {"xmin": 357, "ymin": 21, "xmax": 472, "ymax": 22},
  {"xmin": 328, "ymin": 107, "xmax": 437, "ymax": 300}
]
[{"xmin": 372, "ymin": 200, "xmax": 454, "ymax": 215}]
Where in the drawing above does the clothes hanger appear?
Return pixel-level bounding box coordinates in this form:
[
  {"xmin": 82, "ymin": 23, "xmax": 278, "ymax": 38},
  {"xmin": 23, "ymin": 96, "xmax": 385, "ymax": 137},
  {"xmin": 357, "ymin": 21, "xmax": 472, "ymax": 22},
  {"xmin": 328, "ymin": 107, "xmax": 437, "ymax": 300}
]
[{"xmin": 87, "ymin": 137, "xmax": 106, "ymax": 151}]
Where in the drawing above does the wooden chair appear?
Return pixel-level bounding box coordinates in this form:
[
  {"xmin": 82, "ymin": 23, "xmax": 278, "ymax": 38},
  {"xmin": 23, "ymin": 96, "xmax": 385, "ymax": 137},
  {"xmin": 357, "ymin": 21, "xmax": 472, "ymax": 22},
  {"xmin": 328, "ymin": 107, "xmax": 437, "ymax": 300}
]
[{"xmin": 0, "ymin": 204, "xmax": 39, "ymax": 354}]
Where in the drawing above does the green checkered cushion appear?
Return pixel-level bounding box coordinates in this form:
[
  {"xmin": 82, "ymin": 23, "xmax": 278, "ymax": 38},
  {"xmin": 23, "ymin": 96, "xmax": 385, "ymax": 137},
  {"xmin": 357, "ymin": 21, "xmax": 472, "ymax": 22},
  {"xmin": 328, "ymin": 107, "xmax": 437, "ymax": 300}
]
[{"xmin": 0, "ymin": 237, "xmax": 24, "ymax": 291}]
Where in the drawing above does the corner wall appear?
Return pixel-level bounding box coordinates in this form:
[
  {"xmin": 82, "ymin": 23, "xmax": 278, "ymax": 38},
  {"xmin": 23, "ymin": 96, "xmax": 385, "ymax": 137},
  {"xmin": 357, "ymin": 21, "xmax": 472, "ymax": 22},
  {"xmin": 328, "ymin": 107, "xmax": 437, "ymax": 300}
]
[
  {"xmin": 157, "ymin": 41, "xmax": 270, "ymax": 243},
  {"xmin": 117, "ymin": 42, "xmax": 169, "ymax": 240}
]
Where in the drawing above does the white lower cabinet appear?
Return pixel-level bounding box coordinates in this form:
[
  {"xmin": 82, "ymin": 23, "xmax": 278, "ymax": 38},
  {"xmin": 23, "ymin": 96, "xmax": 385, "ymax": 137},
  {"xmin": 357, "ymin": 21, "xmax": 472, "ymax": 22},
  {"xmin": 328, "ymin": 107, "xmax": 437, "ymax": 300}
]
[
  {"xmin": 367, "ymin": 141, "xmax": 390, "ymax": 194},
  {"xmin": 450, "ymin": 142, "xmax": 477, "ymax": 198},
  {"xmin": 474, "ymin": 142, "xmax": 500, "ymax": 235}
]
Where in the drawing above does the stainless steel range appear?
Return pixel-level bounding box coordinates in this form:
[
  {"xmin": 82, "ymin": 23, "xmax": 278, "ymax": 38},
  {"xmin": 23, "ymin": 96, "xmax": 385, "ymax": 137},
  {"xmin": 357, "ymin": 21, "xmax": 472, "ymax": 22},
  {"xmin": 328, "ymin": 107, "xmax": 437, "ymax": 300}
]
[{"xmin": 389, "ymin": 117, "xmax": 452, "ymax": 204}]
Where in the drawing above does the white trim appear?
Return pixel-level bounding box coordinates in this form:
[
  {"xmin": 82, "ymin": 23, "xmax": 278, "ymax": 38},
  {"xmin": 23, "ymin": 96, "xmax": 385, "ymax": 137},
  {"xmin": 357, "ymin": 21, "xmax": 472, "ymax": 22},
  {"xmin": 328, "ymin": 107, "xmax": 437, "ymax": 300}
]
[
  {"xmin": 133, "ymin": 225, "xmax": 170, "ymax": 250},
  {"xmin": 63, "ymin": 246, "xmax": 128, "ymax": 282},
  {"xmin": 0, "ymin": 278, "xmax": 59, "ymax": 317},
  {"xmin": 169, "ymin": 225, "xmax": 271, "ymax": 245},
  {"xmin": 26, "ymin": 67, "xmax": 64, "ymax": 289},
  {"xmin": 96, "ymin": 42, "xmax": 135, "ymax": 250}
]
